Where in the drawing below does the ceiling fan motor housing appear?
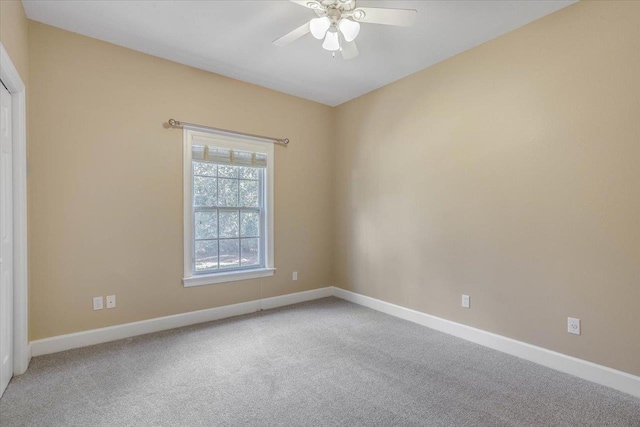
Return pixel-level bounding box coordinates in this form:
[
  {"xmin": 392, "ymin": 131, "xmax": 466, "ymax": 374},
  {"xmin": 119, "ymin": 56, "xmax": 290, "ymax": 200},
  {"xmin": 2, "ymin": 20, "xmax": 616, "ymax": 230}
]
[
  {"xmin": 315, "ymin": 1, "xmax": 366, "ymax": 28},
  {"xmin": 315, "ymin": 0, "xmax": 356, "ymax": 17}
]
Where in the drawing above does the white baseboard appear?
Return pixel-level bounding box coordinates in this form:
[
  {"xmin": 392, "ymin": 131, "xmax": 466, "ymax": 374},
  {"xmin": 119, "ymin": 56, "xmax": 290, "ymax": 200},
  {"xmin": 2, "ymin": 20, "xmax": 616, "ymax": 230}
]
[
  {"xmin": 331, "ymin": 287, "xmax": 640, "ymax": 399},
  {"xmin": 27, "ymin": 285, "xmax": 640, "ymax": 399},
  {"xmin": 260, "ymin": 287, "xmax": 333, "ymax": 310},
  {"xmin": 31, "ymin": 287, "xmax": 333, "ymax": 357}
]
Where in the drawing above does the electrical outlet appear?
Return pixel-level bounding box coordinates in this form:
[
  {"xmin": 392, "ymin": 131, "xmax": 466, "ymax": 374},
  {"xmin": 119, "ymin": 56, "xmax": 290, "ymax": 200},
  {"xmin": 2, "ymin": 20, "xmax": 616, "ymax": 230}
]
[
  {"xmin": 292, "ymin": 271, "xmax": 298, "ymax": 281},
  {"xmin": 106, "ymin": 295, "xmax": 116, "ymax": 309},
  {"xmin": 568, "ymin": 317, "xmax": 580, "ymax": 335},
  {"xmin": 93, "ymin": 296, "xmax": 103, "ymax": 311},
  {"xmin": 461, "ymin": 294, "xmax": 470, "ymax": 308}
]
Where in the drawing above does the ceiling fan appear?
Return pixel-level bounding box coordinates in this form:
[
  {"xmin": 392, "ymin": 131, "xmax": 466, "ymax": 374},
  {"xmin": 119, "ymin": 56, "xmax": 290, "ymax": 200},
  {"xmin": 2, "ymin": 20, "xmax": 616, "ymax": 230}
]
[{"xmin": 273, "ymin": 0, "xmax": 417, "ymax": 60}]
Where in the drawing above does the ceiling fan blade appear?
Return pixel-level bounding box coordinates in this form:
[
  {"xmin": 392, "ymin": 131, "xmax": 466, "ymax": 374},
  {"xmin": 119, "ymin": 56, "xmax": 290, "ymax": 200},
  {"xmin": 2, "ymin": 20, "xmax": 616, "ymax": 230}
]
[
  {"xmin": 341, "ymin": 40, "xmax": 359, "ymax": 60},
  {"xmin": 273, "ymin": 22, "xmax": 310, "ymax": 47},
  {"xmin": 352, "ymin": 7, "xmax": 417, "ymax": 27},
  {"xmin": 290, "ymin": 0, "xmax": 324, "ymax": 10}
]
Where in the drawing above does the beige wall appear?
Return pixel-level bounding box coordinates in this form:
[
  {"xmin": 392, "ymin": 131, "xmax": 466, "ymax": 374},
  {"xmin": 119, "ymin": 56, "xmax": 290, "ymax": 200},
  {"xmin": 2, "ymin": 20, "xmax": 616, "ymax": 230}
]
[
  {"xmin": 0, "ymin": 0, "xmax": 29, "ymax": 84},
  {"xmin": 28, "ymin": 22, "xmax": 334, "ymax": 340},
  {"xmin": 334, "ymin": 1, "xmax": 640, "ymax": 376},
  {"xmin": 25, "ymin": 1, "xmax": 640, "ymax": 377}
]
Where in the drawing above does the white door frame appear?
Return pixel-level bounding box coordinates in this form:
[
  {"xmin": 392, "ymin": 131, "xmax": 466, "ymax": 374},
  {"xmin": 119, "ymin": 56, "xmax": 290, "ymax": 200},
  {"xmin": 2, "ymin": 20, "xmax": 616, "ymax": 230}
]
[{"xmin": 0, "ymin": 42, "xmax": 29, "ymax": 375}]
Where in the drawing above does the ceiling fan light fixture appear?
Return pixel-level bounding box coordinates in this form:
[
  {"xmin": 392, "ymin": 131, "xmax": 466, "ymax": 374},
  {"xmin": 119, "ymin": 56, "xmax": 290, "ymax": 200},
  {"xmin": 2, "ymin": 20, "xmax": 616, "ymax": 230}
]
[
  {"xmin": 277, "ymin": 1, "xmax": 417, "ymax": 59},
  {"xmin": 338, "ymin": 18, "xmax": 360, "ymax": 42},
  {"xmin": 322, "ymin": 28, "xmax": 340, "ymax": 51},
  {"xmin": 310, "ymin": 16, "xmax": 331, "ymax": 39}
]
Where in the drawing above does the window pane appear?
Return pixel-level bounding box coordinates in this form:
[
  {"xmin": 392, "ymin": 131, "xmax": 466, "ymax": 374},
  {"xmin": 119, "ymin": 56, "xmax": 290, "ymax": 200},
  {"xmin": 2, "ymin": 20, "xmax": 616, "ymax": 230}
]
[
  {"xmin": 195, "ymin": 241, "xmax": 218, "ymax": 271},
  {"xmin": 219, "ymin": 239, "xmax": 239, "ymax": 269},
  {"xmin": 218, "ymin": 165, "xmax": 238, "ymax": 178},
  {"xmin": 239, "ymin": 167, "xmax": 258, "ymax": 180},
  {"xmin": 194, "ymin": 162, "xmax": 217, "ymax": 177},
  {"xmin": 218, "ymin": 178, "xmax": 238, "ymax": 207},
  {"xmin": 241, "ymin": 238, "xmax": 260, "ymax": 267},
  {"xmin": 240, "ymin": 211, "xmax": 259, "ymax": 237},
  {"xmin": 219, "ymin": 210, "xmax": 239, "ymax": 238},
  {"xmin": 194, "ymin": 176, "xmax": 217, "ymax": 207},
  {"xmin": 239, "ymin": 180, "xmax": 259, "ymax": 207},
  {"xmin": 195, "ymin": 211, "xmax": 217, "ymax": 239}
]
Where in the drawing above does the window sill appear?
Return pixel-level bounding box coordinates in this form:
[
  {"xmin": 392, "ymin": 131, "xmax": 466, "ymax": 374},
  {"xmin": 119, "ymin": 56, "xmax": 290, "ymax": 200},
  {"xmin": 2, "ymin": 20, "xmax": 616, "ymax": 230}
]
[{"xmin": 183, "ymin": 268, "xmax": 276, "ymax": 288}]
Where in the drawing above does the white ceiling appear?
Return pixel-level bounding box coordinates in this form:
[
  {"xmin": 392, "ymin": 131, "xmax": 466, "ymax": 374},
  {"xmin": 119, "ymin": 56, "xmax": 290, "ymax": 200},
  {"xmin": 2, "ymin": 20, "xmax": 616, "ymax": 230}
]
[{"xmin": 23, "ymin": 0, "xmax": 576, "ymax": 106}]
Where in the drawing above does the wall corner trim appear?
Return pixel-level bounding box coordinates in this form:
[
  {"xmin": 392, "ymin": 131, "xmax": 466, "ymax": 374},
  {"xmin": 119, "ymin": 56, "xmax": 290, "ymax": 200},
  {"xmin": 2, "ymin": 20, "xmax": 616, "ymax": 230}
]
[
  {"xmin": 331, "ymin": 286, "xmax": 640, "ymax": 399},
  {"xmin": 30, "ymin": 287, "xmax": 333, "ymax": 358}
]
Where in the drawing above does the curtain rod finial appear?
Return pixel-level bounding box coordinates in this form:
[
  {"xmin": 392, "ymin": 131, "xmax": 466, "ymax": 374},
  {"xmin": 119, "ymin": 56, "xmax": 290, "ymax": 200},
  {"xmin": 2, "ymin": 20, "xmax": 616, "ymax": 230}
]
[{"xmin": 168, "ymin": 119, "xmax": 179, "ymax": 127}]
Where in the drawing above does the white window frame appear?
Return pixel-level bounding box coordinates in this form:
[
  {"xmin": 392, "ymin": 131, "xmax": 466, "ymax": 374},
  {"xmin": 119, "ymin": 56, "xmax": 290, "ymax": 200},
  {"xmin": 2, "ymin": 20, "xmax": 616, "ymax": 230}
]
[{"xmin": 182, "ymin": 128, "xmax": 275, "ymax": 287}]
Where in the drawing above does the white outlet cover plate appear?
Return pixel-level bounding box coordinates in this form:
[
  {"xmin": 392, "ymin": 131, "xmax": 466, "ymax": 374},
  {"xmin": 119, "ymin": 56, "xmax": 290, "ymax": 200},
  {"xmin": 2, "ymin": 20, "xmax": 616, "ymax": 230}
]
[
  {"xmin": 462, "ymin": 295, "xmax": 470, "ymax": 308},
  {"xmin": 568, "ymin": 317, "xmax": 580, "ymax": 335},
  {"xmin": 106, "ymin": 295, "xmax": 116, "ymax": 309},
  {"xmin": 292, "ymin": 272, "xmax": 298, "ymax": 281},
  {"xmin": 93, "ymin": 296, "xmax": 103, "ymax": 311}
]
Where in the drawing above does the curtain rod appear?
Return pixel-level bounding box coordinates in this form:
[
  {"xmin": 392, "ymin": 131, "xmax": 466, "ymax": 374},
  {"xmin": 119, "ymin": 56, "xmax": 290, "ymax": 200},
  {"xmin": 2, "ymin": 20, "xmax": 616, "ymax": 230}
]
[{"xmin": 167, "ymin": 119, "xmax": 290, "ymax": 145}]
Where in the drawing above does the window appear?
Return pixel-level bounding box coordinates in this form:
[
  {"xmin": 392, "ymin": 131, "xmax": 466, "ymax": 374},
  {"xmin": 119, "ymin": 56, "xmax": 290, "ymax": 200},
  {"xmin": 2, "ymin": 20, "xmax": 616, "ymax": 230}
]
[{"xmin": 183, "ymin": 129, "xmax": 274, "ymax": 287}]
